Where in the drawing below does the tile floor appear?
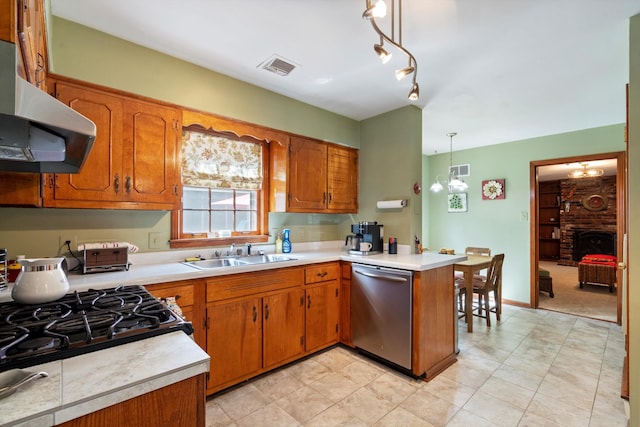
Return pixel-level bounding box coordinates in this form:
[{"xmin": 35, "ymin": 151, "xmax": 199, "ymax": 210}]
[{"xmin": 205, "ymin": 305, "xmax": 628, "ymax": 426}]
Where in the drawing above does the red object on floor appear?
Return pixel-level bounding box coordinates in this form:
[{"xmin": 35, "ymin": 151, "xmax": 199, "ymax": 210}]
[{"xmin": 578, "ymin": 254, "xmax": 617, "ymax": 293}]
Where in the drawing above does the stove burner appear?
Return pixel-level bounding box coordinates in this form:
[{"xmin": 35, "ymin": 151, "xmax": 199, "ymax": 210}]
[
  {"xmin": 17, "ymin": 337, "xmax": 57, "ymax": 352},
  {"xmin": 0, "ymin": 285, "xmax": 192, "ymax": 372}
]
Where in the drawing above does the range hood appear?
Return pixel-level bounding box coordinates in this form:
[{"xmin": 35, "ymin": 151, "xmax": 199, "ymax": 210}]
[{"xmin": 0, "ymin": 39, "xmax": 96, "ymax": 173}]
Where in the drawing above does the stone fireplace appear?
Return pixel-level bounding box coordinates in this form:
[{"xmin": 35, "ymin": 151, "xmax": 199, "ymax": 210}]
[{"xmin": 573, "ymin": 230, "xmax": 617, "ymax": 262}]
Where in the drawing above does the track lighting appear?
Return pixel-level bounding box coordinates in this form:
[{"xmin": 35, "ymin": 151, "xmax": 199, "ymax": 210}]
[
  {"xmin": 363, "ymin": 0, "xmax": 420, "ymax": 101},
  {"xmin": 408, "ymin": 81, "xmax": 419, "ymax": 100},
  {"xmin": 362, "ymin": 0, "xmax": 387, "ymax": 19},
  {"xmin": 395, "ymin": 65, "xmax": 414, "ymax": 80},
  {"xmin": 374, "ymin": 41, "xmax": 392, "ymax": 63}
]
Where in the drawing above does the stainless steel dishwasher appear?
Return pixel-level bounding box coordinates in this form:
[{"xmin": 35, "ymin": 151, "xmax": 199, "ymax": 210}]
[{"xmin": 351, "ymin": 263, "xmax": 413, "ymax": 371}]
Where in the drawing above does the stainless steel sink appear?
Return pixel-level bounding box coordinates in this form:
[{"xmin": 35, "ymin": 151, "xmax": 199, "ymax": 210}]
[
  {"xmin": 182, "ymin": 258, "xmax": 249, "ymax": 270},
  {"xmin": 182, "ymin": 254, "xmax": 297, "ymax": 270},
  {"xmin": 241, "ymin": 254, "xmax": 297, "ymax": 264}
]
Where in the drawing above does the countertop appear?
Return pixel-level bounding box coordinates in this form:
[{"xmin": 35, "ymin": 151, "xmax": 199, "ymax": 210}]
[
  {"xmin": 0, "ymin": 242, "xmax": 466, "ymax": 303},
  {"xmin": 0, "ymin": 332, "xmax": 210, "ymax": 427}
]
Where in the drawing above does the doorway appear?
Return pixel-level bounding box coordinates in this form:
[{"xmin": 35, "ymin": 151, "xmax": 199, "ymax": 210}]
[{"xmin": 530, "ymin": 151, "xmax": 626, "ymax": 324}]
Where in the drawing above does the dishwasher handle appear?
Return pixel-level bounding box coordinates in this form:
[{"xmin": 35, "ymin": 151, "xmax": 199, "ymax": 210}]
[{"xmin": 354, "ymin": 269, "xmax": 409, "ymax": 283}]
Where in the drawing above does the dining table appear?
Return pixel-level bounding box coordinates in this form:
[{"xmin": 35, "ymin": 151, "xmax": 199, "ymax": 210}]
[{"xmin": 454, "ymin": 254, "xmax": 493, "ymax": 332}]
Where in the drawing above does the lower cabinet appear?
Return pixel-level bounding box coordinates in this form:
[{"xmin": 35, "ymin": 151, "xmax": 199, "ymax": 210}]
[
  {"xmin": 304, "ymin": 263, "xmax": 340, "ymax": 353},
  {"xmin": 205, "ymin": 267, "xmax": 306, "ymax": 394},
  {"xmin": 57, "ymin": 374, "xmax": 206, "ymax": 427}
]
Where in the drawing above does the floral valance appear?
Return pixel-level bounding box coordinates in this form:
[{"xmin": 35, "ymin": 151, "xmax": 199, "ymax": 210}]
[{"xmin": 181, "ymin": 130, "xmax": 263, "ymax": 190}]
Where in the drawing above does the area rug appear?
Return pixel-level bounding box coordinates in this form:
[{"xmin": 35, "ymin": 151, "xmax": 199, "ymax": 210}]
[{"xmin": 538, "ymin": 261, "xmax": 617, "ymax": 323}]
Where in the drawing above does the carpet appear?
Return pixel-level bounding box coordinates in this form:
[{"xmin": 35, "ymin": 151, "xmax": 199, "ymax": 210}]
[{"xmin": 538, "ymin": 260, "xmax": 617, "ymax": 323}]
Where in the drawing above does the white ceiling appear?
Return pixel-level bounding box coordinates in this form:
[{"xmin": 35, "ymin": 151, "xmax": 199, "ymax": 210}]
[{"xmin": 49, "ymin": 0, "xmax": 639, "ymax": 156}]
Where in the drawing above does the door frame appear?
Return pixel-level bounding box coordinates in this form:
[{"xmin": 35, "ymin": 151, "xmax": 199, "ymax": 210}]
[{"xmin": 529, "ymin": 151, "xmax": 627, "ymax": 324}]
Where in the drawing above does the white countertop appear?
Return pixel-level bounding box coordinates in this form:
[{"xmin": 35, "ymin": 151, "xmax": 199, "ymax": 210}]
[
  {"xmin": 0, "ymin": 332, "xmax": 210, "ymax": 427},
  {"xmin": 0, "ymin": 244, "xmax": 466, "ymax": 303}
]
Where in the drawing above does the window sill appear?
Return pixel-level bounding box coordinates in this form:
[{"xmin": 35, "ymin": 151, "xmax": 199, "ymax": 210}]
[{"xmin": 169, "ymin": 235, "xmax": 269, "ymax": 249}]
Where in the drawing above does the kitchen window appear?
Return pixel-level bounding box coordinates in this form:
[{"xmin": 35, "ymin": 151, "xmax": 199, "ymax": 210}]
[{"xmin": 170, "ymin": 127, "xmax": 269, "ymax": 248}]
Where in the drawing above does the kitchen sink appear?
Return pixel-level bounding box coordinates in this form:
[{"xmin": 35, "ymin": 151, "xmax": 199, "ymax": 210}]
[
  {"xmin": 182, "ymin": 258, "xmax": 250, "ymax": 270},
  {"xmin": 241, "ymin": 254, "xmax": 297, "ymax": 264},
  {"xmin": 182, "ymin": 254, "xmax": 297, "ymax": 270}
]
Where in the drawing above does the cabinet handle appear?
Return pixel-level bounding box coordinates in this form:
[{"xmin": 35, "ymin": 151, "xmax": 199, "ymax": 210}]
[
  {"xmin": 328, "ymin": 193, "xmax": 333, "ymax": 204},
  {"xmin": 317, "ymin": 271, "xmax": 328, "ymax": 278},
  {"xmin": 300, "ymin": 296, "xmax": 304, "ymax": 306},
  {"xmin": 114, "ymin": 174, "xmax": 120, "ymax": 193},
  {"xmin": 265, "ymin": 304, "xmax": 269, "ymax": 320},
  {"xmin": 35, "ymin": 53, "xmax": 45, "ymax": 86},
  {"xmin": 125, "ymin": 176, "xmax": 131, "ymax": 193},
  {"xmin": 335, "ymin": 288, "xmax": 339, "ymax": 297},
  {"xmin": 307, "ymin": 295, "xmax": 311, "ymax": 309},
  {"xmin": 323, "ymin": 192, "xmax": 326, "ymax": 204},
  {"xmin": 173, "ymin": 185, "xmax": 178, "ymax": 196},
  {"xmin": 252, "ymin": 305, "xmax": 257, "ymax": 323},
  {"xmin": 335, "ymin": 323, "xmax": 339, "ymax": 333}
]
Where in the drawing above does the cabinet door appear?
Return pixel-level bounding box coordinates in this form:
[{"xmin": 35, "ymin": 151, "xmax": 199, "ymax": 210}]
[
  {"xmin": 327, "ymin": 145, "xmax": 358, "ymax": 213},
  {"xmin": 122, "ymin": 100, "xmax": 181, "ymax": 208},
  {"xmin": 45, "ymin": 83, "xmax": 124, "ymax": 206},
  {"xmin": 263, "ymin": 288, "xmax": 305, "ymax": 369},
  {"xmin": 0, "ymin": 172, "xmax": 41, "ymax": 206},
  {"xmin": 207, "ymin": 297, "xmax": 262, "ymax": 390},
  {"xmin": 305, "ymin": 281, "xmax": 340, "ymax": 352},
  {"xmin": 288, "ymin": 137, "xmax": 327, "ymax": 211}
]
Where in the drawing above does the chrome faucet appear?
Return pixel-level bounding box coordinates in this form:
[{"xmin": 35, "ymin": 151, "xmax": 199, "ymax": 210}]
[{"xmin": 227, "ymin": 243, "xmax": 236, "ymax": 257}]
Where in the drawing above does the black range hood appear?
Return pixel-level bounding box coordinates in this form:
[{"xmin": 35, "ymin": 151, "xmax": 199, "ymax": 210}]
[{"xmin": 0, "ymin": 39, "xmax": 96, "ymax": 173}]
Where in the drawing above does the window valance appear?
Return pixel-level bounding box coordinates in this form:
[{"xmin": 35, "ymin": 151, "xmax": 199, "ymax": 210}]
[{"xmin": 181, "ymin": 130, "xmax": 263, "ymax": 190}]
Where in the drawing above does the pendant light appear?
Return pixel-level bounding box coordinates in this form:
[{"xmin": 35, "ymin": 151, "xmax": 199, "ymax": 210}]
[
  {"xmin": 430, "ymin": 132, "xmax": 468, "ymax": 193},
  {"xmin": 568, "ymin": 163, "xmax": 604, "ymax": 178}
]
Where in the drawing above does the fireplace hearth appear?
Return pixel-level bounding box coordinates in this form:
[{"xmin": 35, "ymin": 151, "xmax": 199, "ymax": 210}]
[{"xmin": 573, "ymin": 230, "xmax": 616, "ymax": 262}]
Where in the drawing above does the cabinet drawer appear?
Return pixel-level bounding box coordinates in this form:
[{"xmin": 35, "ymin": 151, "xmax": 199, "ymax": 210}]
[
  {"xmin": 207, "ymin": 267, "xmax": 304, "ymax": 302},
  {"xmin": 305, "ymin": 263, "xmax": 339, "ymax": 284},
  {"xmin": 147, "ymin": 284, "xmax": 195, "ymax": 307}
]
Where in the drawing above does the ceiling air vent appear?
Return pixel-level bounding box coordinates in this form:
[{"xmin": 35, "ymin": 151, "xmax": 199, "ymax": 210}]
[{"xmin": 258, "ymin": 55, "xmax": 297, "ymax": 76}]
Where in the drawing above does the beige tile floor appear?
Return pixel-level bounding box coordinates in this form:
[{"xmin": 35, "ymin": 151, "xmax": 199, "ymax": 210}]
[{"xmin": 206, "ymin": 305, "xmax": 628, "ymax": 426}]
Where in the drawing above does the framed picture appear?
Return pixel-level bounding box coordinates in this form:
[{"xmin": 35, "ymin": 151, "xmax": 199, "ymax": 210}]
[
  {"xmin": 448, "ymin": 192, "xmax": 467, "ymax": 213},
  {"xmin": 482, "ymin": 179, "xmax": 505, "ymax": 200}
]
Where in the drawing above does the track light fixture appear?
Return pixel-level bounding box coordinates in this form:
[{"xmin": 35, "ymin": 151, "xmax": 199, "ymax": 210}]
[
  {"xmin": 363, "ymin": 0, "xmax": 419, "ymax": 101},
  {"xmin": 374, "ymin": 38, "xmax": 392, "ymax": 64}
]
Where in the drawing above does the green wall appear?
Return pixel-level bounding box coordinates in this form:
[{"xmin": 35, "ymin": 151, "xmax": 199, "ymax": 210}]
[
  {"xmin": 425, "ymin": 124, "xmax": 625, "ymax": 304},
  {"xmin": 359, "ymin": 106, "xmax": 423, "ymax": 247}
]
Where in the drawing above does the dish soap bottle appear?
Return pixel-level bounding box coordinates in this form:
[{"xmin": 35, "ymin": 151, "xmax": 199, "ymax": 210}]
[
  {"xmin": 275, "ymin": 233, "xmax": 283, "ymax": 254},
  {"xmin": 282, "ymin": 229, "xmax": 292, "ymax": 254}
]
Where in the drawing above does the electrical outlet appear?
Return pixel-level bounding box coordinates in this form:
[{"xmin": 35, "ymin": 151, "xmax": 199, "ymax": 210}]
[{"xmin": 59, "ymin": 236, "xmax": 76, "ymax": 249}]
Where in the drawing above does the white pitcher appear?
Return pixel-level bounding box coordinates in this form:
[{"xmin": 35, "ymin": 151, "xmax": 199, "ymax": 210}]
[{"xmin": 12, "ymin": 258, "xmax": 69, "ymax": 304}]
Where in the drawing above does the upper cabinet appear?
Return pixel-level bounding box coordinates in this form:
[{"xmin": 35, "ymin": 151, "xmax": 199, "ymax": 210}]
[
  {"xmin": 16, "ymin": 0, "xmax": 47, "ymax": 90},
  {"xmin": 271, "ymin": 136, "xmax": 358, "ymax": 214},
  {"xmin": 43, "ymin": 79, "xmax": 181, "ymax": 210}
]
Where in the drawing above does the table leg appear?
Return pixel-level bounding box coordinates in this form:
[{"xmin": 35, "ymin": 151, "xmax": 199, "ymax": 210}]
[{"xmin": 464, "ymin": 268, "xmax": 473, "ymax": 332}]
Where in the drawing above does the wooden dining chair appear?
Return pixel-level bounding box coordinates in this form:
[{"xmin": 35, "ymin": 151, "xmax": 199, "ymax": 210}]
[
  {"xmin": 455, "ymin": 247, "xmax": 491, "ymax": 315},
  {"xmin": 457, "ymin": 254, "xmax": 505, "ymax": 326}
]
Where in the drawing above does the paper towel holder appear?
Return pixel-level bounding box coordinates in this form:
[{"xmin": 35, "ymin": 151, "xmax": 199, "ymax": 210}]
[{"xmin": 376, "ymin": 199, "xmax": 408, "ymax": 209}]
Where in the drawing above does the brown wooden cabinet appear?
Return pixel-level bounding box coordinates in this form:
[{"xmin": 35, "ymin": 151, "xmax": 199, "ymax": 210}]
[
  {"xmin": 16, "ymin": 0, "xmax": 47, "ymax": 90},
  {"xmin": 205, "ymin": 267, "xmax": 305, "ymax": 394},
  {"xmin": 43, "ymin": 79, "xmax": 181, "ymax": 210},
  {"xmin": 538, "ymin": 180, "xmax": 561, "ymax": 260},
  {"xmin": 146, "ymin": 279, "xmax": 206, "ymax": 350},
  {"xmin": 271, "ymin": 136, "xmax": 358, "ymax": 213},
  {"xmin": 0, "ymin": 172, "xmax": 41, "ymax": 206},
  {"xmin": 339, "ymin": 261, "xmax": 352, "ymax": 346},
  {"xmin": 304, "ymin": 263, "xmax": 340, "ymax": 352},
  {"xmin": 57, "ymin": 374, "xmax": 206, "ymax": 427}
]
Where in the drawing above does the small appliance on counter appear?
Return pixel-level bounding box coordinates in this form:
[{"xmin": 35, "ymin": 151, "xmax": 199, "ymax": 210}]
[
  {"xmin": 83, "ymin": 247, "xmax": 130, "ymax": 274},
  {"xmin": 347, "ymin": 221, "xmax": 384, "ymax": 255}
]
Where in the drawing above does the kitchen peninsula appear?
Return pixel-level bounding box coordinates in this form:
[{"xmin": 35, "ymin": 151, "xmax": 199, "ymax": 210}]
[{"xmin": 0, "ymin": 244, "xmax": 464, "ymax": 425}]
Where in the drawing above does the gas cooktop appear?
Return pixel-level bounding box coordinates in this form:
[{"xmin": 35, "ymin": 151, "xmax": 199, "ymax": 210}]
[{"xmin": 0, "ymin": 285, "xmax": 193, "ymax": 372}]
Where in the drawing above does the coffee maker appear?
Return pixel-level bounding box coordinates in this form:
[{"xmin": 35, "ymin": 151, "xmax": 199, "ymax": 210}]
[{"xmin": 349, "ymin": 221, "xmax": 384, "ymax": 253}]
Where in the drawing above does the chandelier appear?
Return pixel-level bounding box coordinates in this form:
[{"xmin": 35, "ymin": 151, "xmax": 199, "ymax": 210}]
[
  {"xmin": 362, "ymin": 0, "xmax": 419, "ymax": 101},
  {"xmin": 568, "ymin": 163, "xmax": 604, "ymax": 179},
  {"xmin": 430, "ymin": 132, "xmax": 468, "ymax": 193}
]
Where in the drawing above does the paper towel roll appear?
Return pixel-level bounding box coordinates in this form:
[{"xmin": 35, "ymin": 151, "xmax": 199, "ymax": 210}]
[{"xmin": 376, "ymin": 199, "xmax": 407, "ymax": 209}]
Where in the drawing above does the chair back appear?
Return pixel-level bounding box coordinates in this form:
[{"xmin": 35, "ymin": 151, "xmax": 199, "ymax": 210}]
[
  {"xmin": 465, "ymin": 247, "xmax": 491, "ymax": 257},
  {"xmin": 485, "ymin": 254, "xmax": 505, "ymax": 291}
]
